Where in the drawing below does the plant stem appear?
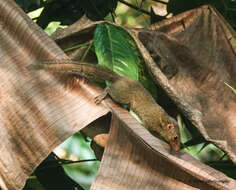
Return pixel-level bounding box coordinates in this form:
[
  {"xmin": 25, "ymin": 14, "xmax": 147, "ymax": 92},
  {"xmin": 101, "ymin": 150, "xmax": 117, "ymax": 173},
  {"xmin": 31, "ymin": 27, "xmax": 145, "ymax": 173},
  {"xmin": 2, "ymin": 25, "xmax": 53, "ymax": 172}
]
[
  {"xmin": 63, "ymin": 42, "xmax": 91, "ymax": 52},
  {"xmin": 81, "ymin": 41, "xmax": 93, "ymax": 61}
]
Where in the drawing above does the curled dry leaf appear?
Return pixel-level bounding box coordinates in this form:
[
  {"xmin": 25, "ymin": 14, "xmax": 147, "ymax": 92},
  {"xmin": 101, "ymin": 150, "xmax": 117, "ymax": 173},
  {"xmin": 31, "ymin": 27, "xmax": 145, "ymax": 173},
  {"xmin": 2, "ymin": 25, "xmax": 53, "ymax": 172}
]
[
  {"xmin": 131, "ymin": 5, "xmax": 236, "ymax": 164},
  {"xmin": 0, "ymin": 1, "xmax": 108, "ymax": 189},
  {"xmin": 50, "ymin": 5, "xmax": 236, "ymax": 190},
  {"xmin": 0, "ymin": 0, "xmax": 236, "ymax": 190}
]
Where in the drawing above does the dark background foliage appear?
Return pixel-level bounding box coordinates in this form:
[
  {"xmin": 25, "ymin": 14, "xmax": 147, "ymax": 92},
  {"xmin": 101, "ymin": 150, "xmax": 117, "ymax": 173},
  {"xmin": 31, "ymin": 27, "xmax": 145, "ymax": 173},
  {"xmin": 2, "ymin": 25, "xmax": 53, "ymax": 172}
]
[{"xmin": 15, "ymin": 0, "xmax": 236, "ymax": 29}]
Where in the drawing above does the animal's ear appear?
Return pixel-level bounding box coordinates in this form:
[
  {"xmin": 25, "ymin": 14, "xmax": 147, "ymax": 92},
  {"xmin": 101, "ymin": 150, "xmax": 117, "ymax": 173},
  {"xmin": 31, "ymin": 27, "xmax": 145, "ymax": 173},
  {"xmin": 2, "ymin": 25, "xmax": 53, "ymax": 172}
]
[{"xmin": 166, "ymin": 123, "xmax": 174, "ymax": 131}]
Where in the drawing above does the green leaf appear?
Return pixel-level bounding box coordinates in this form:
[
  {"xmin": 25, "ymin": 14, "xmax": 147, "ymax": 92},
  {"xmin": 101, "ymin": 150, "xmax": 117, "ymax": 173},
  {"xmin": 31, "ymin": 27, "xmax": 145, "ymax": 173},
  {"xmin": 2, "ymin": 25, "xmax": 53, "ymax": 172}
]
[
  {"xmin": 120, "ymin": 27, "xmax": 157, "ymax": 97},
  {"xmin": 94, "ymin": 23, "xmax": 157, "ymax": 97},
  {"xmin": 197, "ymin": 142, "xmax": 210, "ymax": 153},
  {"xmin": 56, "ymin": 133, "xmax": 99, "ymax": 189},
  {"xmin": 94, "ymin": 23, "xmax": 138, "ymax": 79}
]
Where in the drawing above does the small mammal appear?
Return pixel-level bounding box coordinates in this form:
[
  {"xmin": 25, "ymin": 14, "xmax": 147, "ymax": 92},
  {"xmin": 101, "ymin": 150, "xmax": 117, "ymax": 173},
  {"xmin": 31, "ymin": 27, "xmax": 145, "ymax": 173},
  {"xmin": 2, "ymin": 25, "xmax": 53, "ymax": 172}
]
[{"xmin": 29, "ymin": 60, "xmax": 180, "ymax": 151}]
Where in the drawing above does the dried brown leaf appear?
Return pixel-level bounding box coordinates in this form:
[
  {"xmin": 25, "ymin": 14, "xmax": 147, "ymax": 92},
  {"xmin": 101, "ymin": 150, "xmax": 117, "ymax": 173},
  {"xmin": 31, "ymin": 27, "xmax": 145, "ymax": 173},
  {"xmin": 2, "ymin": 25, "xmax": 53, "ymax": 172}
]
[
  {"xmin": 0, "ymin": 1, "xmax": 108, "ymax": 189},
  {"xmin": 49, "ymin": 5, "xmax": 236, "ymax": 190},
  {"xmin": 0, "ymin": 1, "xmax": 236, "ymax": 190},
  {"xmin": 132, "ymin": 5, "xmax": 236, "ymax": 164}
]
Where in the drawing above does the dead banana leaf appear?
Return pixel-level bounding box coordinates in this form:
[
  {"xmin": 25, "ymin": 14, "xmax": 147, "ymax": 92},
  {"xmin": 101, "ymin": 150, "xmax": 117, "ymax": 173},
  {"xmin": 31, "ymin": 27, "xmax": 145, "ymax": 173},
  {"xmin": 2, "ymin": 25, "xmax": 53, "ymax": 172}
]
[
  {"xmin": 0, "ymin": 1, "xmax": 236, "ymax": 190},
  {"xmin": 0, "ymin": 0, "xmax": 109, "ymax": 189},
  {"xmin": 49, "ymin": 6, "xmax": 236, "ymax": 190},
  {"xmin": 92, "ymin": 99, "xmax": 236, "ymax": 190},
  {"xmin": 130, "ymin": 5, "xmax": 236, "ymax": 164},
  {"xmin": 52, "ymin": 16, "xmax": 101, "ymax": 62}
]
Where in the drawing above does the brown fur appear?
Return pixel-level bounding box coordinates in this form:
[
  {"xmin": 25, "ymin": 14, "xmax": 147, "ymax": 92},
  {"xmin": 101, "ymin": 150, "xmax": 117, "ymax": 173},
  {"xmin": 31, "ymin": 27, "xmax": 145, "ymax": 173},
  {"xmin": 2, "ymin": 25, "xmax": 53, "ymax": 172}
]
[{"xmin": 30, "ymin": 60, "xmax": 180, "ymax": 151}]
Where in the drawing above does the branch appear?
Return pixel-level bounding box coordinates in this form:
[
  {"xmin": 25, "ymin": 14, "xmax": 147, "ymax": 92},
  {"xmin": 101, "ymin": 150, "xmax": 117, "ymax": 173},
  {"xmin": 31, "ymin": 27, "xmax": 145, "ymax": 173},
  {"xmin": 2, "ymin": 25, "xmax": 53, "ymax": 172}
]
[{"xmin": 151, "ymin": 0, "xmax": 168, "ymax": 5}]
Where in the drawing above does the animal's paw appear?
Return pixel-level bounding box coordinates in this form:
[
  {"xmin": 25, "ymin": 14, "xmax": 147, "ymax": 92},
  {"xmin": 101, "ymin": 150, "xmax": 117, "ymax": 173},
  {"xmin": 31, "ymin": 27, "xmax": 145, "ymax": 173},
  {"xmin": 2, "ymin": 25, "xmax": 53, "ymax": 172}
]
[
  {"xmin": 94, "ymin": 94, "xmax": 104, "ymax": 104},
  {"xmin": 94, "ymin": 87, "xmax": 109, "ymax": 104}
]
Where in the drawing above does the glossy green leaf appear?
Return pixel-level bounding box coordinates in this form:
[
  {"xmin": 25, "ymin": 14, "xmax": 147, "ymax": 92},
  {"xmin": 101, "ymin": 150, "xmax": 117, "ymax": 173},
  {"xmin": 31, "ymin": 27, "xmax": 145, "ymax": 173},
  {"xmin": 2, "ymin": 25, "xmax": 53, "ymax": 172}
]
[
  {"xmin": 94, "ymin": 23, "xmax": 138, "ymax": 79},
  {"xmin": 94, "ymin": 23, "xmax": 157, "ymax": 97},
  {"xmin": 56, "ymin": 133, "xmax": 99, "ymax": 189},
  {"xmin": 121, "ymin": 28, "xmax": 157, "ymax": 97}
]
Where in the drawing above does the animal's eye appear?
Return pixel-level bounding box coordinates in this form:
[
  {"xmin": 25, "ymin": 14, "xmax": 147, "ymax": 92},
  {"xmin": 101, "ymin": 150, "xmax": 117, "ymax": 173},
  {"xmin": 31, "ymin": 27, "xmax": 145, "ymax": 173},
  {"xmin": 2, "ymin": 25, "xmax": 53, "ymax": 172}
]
[{"xmin": 173, "ymin": 136, "xmax": 178, "ymax": 140}]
